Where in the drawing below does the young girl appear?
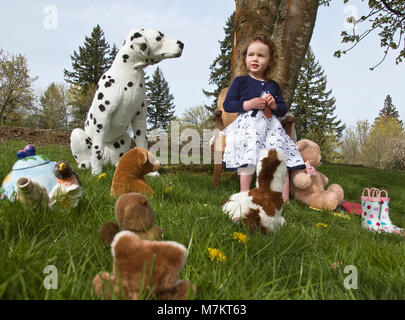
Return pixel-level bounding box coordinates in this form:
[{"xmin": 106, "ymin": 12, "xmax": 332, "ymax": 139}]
[{"xmin": 223, "ymin": 34, "xmax": 306, "ymax": 194}]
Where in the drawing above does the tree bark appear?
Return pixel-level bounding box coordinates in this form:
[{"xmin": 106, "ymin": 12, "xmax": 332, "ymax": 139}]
[{"xmin": 232, "ymin": 0, "xmax": 320, "ymax": 107}]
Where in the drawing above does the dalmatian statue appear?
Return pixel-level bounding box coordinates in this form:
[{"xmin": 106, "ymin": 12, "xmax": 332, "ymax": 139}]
[{"xmin": 70, "ymin": 28, "xmax": 184, "ymax": 175}]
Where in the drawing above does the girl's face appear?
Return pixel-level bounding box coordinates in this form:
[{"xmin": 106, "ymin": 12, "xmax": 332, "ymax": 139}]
[{"xmin": 245, "ymin": 41, "xmax": 271, "ymax": 79}]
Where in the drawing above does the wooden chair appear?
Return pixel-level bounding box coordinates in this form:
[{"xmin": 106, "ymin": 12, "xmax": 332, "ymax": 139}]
[{"xmin": 212, "ymin": 87, "xmax": 297, "ymax": 188}]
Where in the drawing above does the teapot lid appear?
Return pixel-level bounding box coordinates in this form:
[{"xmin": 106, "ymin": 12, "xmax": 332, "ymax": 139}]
[{"xmin": 12, "ymin": 154, "xmax": 50, "ymax": 170}]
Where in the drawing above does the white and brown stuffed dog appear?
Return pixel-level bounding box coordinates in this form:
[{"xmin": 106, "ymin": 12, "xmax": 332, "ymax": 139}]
[
  {"xmin": 93, "ymin": 231, "xmax": 195, "ymax": 300},
  {"xmin": 110, "ymin": 147, "xmax": 160, "ymax": 197},
  {"xmin": 222, "ymin": 149, "xmax": 287, "ymax": 234},
  {"xmin": 70, "ymin": 28, "xmax": 184, "ymax": 175}
]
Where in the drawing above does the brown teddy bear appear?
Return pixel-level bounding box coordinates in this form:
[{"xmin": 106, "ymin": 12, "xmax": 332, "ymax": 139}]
[
  {"xmin": 289, "ymin": 139, "xmax": 344, "ymax": 210},
  {"xmin": 110, "ymin": 147, "xmax": 160, "ymax": 197},
  {"xmin": 222, "ymin": 149, "xmax": 287, "ymax": 235},
  {"xmin": 93, "ymin": 230, "xmax": 195, "ymax": 300},
  {"xmin": 99, "ymin": 192, "xmax": 162, "ymax": 245}
]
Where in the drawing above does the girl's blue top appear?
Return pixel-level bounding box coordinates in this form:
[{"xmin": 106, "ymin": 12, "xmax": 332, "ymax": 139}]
[{"xmin": 223, "ymin": 75, "xmax": 288, "ymax": 118}]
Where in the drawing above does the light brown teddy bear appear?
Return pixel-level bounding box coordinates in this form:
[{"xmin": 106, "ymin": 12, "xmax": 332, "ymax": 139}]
[
  {"xmin": 110, "ymin": 147, "xmax": 160, "ymax": 197},
  {"xmin": 99, "ymin": 192, "xmax": 162, "ymax": 246},
  {"xmin": 290, "ymin": 139, "xmax": 344, "ymax": 210},
  {"xmin": 93, "ymin": 230, "xmax": 195, "ymax": 300}
]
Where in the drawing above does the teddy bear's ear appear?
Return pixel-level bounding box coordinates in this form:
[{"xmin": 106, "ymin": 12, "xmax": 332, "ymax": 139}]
[{"xmin": 297, "ymin": 140, "xmax": 309, "ymax": 152}]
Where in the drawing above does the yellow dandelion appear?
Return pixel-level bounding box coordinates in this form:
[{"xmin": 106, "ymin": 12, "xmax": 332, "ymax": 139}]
[
  {"xmin": 165, "ymin": 186, "xmax": 173, "ymax": 193},
  {"xmin": 232, "ymin": 232, "xmax": 248, "ymax": 244},
  {"xmin": 316, "ymin": 223, "xmax": 328, "ymax": 229},
  {"xmin": 98, "ymin": 173, "xmax": 107, "ymax": 180},
  {"xmin": 331, "ymin": 211, "xmax": 351, "ymax": 220},
  {"xmin": 207, "ymin": 248, "xmax": 226, "ymax": 263}
]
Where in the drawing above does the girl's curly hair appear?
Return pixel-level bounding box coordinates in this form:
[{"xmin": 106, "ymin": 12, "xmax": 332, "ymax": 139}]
[{"xmin": 239, "ymin": 34, "xmax": 278, "ymax": 81}]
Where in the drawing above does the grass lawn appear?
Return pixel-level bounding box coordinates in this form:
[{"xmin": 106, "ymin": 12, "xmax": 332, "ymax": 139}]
[{"xmin": 0, "ymin": 140, "xmax": 404, "ymax": 299}]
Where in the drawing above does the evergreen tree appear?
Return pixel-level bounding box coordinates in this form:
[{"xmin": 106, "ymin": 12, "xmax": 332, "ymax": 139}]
[
  {"xmin": 146, "ymin": 67, "xmax": 176, "ymax": 130},
  {"xmin": 38, "ymin": 83, "xmax": 69, "ymax": 130},
  {"xmin": 375, "ymin": 94, "xmax": 402, "ymax": 126},
  {"xmin": 64, "ymin": 25, "xmax": 116, "ymax": 126},
  {"xmin": 291, "ymin": 46, "xmax": 346, "ymax": 161},
  {"xmin": 203, "ymin": 12, "xmax": 234, "ymax": 112},
  {"xmin": 64, "ymin": 25, "xmax": 112, "ymax": 92}
]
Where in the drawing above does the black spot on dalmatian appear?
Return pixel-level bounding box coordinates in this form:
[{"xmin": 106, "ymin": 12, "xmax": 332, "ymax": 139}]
[
  {"xmin": 105, "ymin": 100, "xmax": 110, "ymax": 105},
  {"xmin": 97, "ymin": 130, "xmax": 100, "ymax": 133},
  {"xmin": 142, "ymin": 102, "xmax": 145, "ymax": 107},
  {"xmin": 97, "ymin": 124, "xmax": 103, "ymax": 130},
  {"xmin": 136, "ymin": 130, "xmax": 141, "ymax": 136},
  {"xmin": 108, "ymin": 76, "xmax": 111, "ymax": 79},
  {"xmin": 74, "ymin": 155, "xmax": 78, "ymax": 159},
  {"xmin": 96, "ymin": 150, "xmax": 101, "ymax": 154},
  {"xmin": 102, "ymin": 75, "xmax": 106, "ymax": 80},
  {"xmin": 81, "ymin": 163, "xmax": 86, "ymax": 168},
  {"xmin": 136, "ymin": 111, "xmax": 140, "ymax": 116},
  {"xmin": 93, "ymin": 118, "xmax": 97, "ymax": 125},
  {"xmin": 105, "ymin": 81, "xmax": 112, "ymax": 88},
  {"xmin": 85, "ymin": 139, "xmax": 90, "ymax": 145},
  {"xmin": 119, "ymin": 153, "xmax": 124, "ymax": 157},
  {"xmin": 98, "ymin": 92, "xmax": 104, "ymax": 100},
  {"xmin": 120, "ymin": 140, "xmax": 125, "ymax": 145},
  {"xmin": 97, "ymin": 155, "xmax": 102, "ymax": 160},
  {"xmin": 156, "ymin": 36, "xmax": 162, "ymax": 42},
  {"xmin": 124, "ymin": 87, "xmax": 128, "ymax": 91},
  {"xmin": 123, "ymin": 54, "xmax": 129, "ymax": 60},
  {"xmin": 86, "ymin": 120, "xmax": 89, "ymax": 127},
  {"xmin": 95, "ymin": 145, "xmax": 99, "ymax": 150},
  {"xmin": 140, "ymin": 83, "xmax": 143, "ymax": 88},
  {"xmin": 88, "ymin": 146, "xmax": 91, "ymax": 149},
  {"xmin": 127, "ymin": 82, "xmax": 133, "ymax": 87},
  {"xmin": 99, "ymin": 104, "xmax": 105, "ymax": 112},
  {"xmin": 140, "ymin": 43, "xmax": 147, "ymax": 51},
  {"xmin": 130, "ymin": 45, "xmax": 134, "ymax": 49},
  {"xmin": 113, "ymin": 142, "xmax": 120, "ymax": 149},
  {"xmin": 90, "ymin": 113, "xmax": 93, "ymax": 119},
  {"xmin": 110, "ymin": 79, "xmax": 115, "ymax": 83},
  {"xmin": 130, "ymin": 32, "xmax": 142, "ymax": 41}
]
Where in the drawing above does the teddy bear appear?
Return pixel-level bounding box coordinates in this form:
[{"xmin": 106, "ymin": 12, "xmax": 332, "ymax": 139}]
[
  {"xmin": 222, "ymin": 148, "xmax": 287, "ymax": 235},
  {"xmin": 99, "ymin": 192, "xmax": 162, "ymax": 246},
  {"xmin": 110, "ymin": 147, "xmax": 160, "ymax": 197},
  {"xmin": 289, "ymin": 139, "xmax": 344, "ymax": 210},
  {"xmin": 93, "ymin": 230, "xmax": 196, "ymax": 300}
]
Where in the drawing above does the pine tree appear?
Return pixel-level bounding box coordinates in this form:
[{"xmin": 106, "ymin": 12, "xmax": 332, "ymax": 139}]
[
  {"xmin": 64, "ymin": 25, "xmax": 117, "ymax": 126},
  {"xmin": 38, "ymin": 83, "xmax": 69, "ymax": 130},
  {"xmin": 64, "ymin": 25, "xmax": 112, "ymax": 92},
  {"xmin": 291, "ymin": 46, "xmax": 346, "ymax": 161},
  {"xmin": 203, "ymin": 12, "xmax": 234, "ymax": 112},
  {"xmin": 375, "ymin": 94, "xmax": 402, "ymax": 126},
  {"xmin": 146, "ymin": 67, "xmax": 176, "ymax": 130}
]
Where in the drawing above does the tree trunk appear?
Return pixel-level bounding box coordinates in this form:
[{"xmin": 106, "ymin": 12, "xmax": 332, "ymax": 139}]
[{"xmin": 232, "ymin": 0, "xmax": 320, "ymax": 107}]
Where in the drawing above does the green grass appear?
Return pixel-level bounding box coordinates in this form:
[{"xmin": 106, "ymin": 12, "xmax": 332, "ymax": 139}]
[{"xmin": 0, "ymin": 140, "xmax": 405, "ymax": 299}]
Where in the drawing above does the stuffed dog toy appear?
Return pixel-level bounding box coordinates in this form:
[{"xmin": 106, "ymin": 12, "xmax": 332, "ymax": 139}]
[
  {"xmin": 110, "ymin": 147, "xmax": 160, "ymax": 197},
  {"xmin": 222, "ymin": 149, "xmax": 287, "ymax": 234},
  {"xmin": 70, "ymin": 28, "xmax": 184, "ymax": 175}
]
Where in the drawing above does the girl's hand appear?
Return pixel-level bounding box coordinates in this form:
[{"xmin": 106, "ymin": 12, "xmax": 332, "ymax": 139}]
[
  {"xmin": 243, "ymin": 98, "xmax": 266, "ymax": 111},
  {"xmin": 264, "ymin": 94, "xmax": 277, "ymax": 111}
]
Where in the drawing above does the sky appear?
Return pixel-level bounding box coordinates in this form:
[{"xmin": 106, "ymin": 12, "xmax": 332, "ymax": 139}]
[{"xmin": 0, "ymin": 0, "xmax": 404, "ymax": 130}]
